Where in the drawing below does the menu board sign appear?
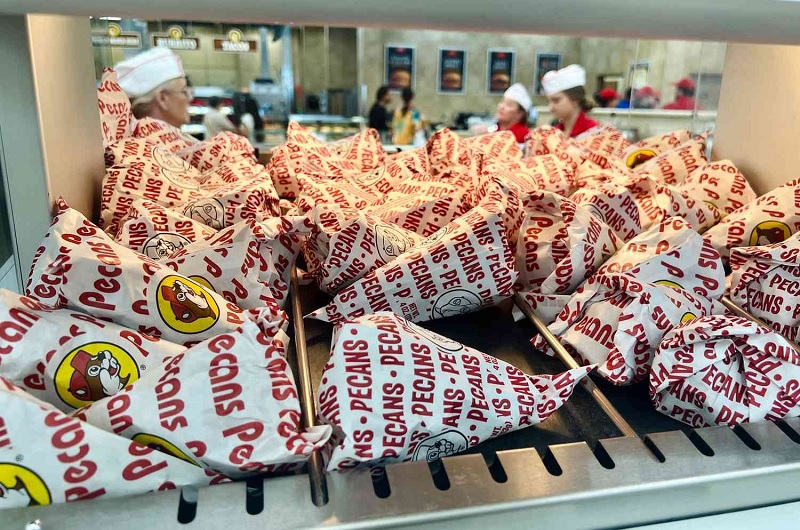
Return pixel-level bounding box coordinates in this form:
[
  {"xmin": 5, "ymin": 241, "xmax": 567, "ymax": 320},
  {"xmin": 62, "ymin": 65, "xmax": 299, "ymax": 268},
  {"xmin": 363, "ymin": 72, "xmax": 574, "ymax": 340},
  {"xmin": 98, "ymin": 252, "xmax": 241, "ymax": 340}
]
[
  {"xmin": 91, "ymin": 23, "xmax": 142, "ymax": 48},
  {"xmin": 437, "ymin": 48, "xmax": 467, "ymax": 94},
  {"xmin": 487, "ymin": 48, "xmax": 515, "ymax": 94},
  {"xmin": 213, "ymin": 28, "xmax": 257, "ymax": 53},
  {"xmin": 385, "ymin": 45, "xmax": 416, "ymax": 91},
  {"xmin": 535, "ymin": 52, "xmax": 562, "ymax": 95},
  {"xmin": 152, "ymin": 25, "xmax": 200, "ymax": 51}
]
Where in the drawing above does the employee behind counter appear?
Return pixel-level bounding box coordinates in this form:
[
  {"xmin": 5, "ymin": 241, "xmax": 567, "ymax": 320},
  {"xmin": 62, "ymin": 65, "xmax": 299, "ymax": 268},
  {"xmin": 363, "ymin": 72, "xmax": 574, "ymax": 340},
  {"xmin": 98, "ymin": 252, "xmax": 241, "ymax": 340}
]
[{"xmin": 470, "ymin": 82, "xmax": 532, "ymax": 145}]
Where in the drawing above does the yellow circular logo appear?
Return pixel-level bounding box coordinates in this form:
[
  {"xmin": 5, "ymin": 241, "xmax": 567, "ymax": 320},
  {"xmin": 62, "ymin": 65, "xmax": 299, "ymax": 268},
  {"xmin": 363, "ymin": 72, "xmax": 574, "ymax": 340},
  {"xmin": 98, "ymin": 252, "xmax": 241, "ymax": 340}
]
[
  {"xmin": 132, "ymin": 433, "xmax": 198, "ymax": 466},
  {"xmin": 54, "ymin": 342, "xmax": 140, "ymax": 410},
  {"xmin": 749, "ymin": 220, "xmax": 792, "ymax": 247},
  {"xmin": 654, "ymin": 279, "xmax": 683, "ymax": 291},
  {"xmin": 681, "ymin": 312, "xmax": 697, "ymax": 324},
  {"xmin": 626, "ymin": 149, "xmax": 657, "ymax": 169},
  {"xmin": 168, "ymin": 26, "xmax": 183, "ymax": 40},
  {"xmin": 0, "ymin": 464, "xmax": 51, "ymax": 507},
  {"xmin": 107, "ymin": 23, "xmax": 121, "ymax": 38},
  {"xmin": 228, "ymin": 29, "xmax": 243, "ymax": 43},
  {"xmin": 156, "ymin": 275, "xmax": 219, "ymax": 334}
]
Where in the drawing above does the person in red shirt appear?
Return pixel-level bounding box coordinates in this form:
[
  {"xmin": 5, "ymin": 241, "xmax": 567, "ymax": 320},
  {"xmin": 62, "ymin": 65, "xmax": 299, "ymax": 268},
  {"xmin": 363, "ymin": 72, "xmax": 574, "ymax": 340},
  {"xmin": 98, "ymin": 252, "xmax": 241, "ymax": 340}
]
[
  {"xmin": 495, "ymin": 83, "xmax": 531, "ymax": 143},
  {"xmin": 595, "ymin": 87, "xmax": 621, "ymax": 108},
  {"xmin": 542, "ymin": 64, "xmax": 600, "ymax": 138},
  {"xmin": 663, "ymin": 78, "xmax": 701, "ymax": 111}
]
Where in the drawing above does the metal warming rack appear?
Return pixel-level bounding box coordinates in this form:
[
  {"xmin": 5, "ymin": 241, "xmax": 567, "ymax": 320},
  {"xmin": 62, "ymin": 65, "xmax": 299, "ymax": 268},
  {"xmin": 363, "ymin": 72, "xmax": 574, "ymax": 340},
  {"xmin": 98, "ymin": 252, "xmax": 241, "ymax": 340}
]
[{"xmin": 7, "ymin": 270, "xmax": 800, "ymax": 530}]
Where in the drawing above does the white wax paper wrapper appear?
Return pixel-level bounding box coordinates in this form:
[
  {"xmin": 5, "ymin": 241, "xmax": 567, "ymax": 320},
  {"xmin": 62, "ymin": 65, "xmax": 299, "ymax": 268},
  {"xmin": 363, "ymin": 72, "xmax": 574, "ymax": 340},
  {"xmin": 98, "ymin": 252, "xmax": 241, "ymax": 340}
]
[
  {"xmin": 347, "ymin": 148, "xmax": 431, "ymax": 196},
  {"xmin": 367, "ymin": 181, "xmax": 471, "ymax": 237},
  {"xmin": 267, "ymin": 121, "xmax": 361, "ymax": 199},
  {"xmin": 100, "ymin": 151, "xmax": 204, "ymax": 235},
  {"xmin": 679, "ymin": 159, "xmax": 756, "ymax": 217},
  {"xmin": 113, "ymin": 199, "xmax": 216, "ymax": 258},
  {"xmin": 703, "ymin": 177, "xmax": 800, "ymax": 263},
  {"xmin": 180, "ymin": 169, "xmax": 281, "ymax": 229},
  {"xmin": 26, "ymin": 201, "xmax": 247, "ymax": 346},
  {"xmin": 651, "ymin": 314, "xmax": 800, "ymax": 427},
  {"xmin": 105, "ymin": 137, "xmax": 201, "ymax": 179},
  {"xmin": 75, "ymin": 308, "xmax": 330, "ymax": 478},
  {"xmin": 97, "ymin": 69, "xmax": 134, "ymax": 147},
  {"xmin": 0, "ymin": 378, "xmax": 219, "ymax": 510},
  {"xmin": 173, "ymin": 131, "xmax": 255, "ymax": 172},
  {"xmin": 295, "ymin": 173, "xmax": 382, "ymax": 216},
  {"xmin": 464, "ymin": 131, "xmax": 522, "ymax": 162},
  {"xmin": 730, "ymin": 233, "xmax": 800, "ymax": 341},
  {"xmin": 515, "ymin": 191, "xmax": 622, "ymax": 294},
  {"xmin": 167, "ymin": 217, "xmax": 307, "ymax": 310},
  {"xmin": 317, "ymin": 312, "xmax": 593, "ymax": 470},
  {"xmin": 309, "ymin": 206, "xmax": 517, "ymax": 324},
  {"xmin": 575, "ymin": 125, "xmax": 631, "ymax": 165},
  {"xmin": 481, "ymin": 154, "xmax": 578, "ymax": 197},
  {"xmin": 303, "ymin": 204, "xmax": 423, "ymax": 294},
  {"xmin": 426, "ymin": 129, "xmax": 473, "ymax": 177},
  {"xmin": 0, "ymin": 289, "xmax": 184, "ymax": 412},
  {"xmin": 633, "ymin": 139, "xmax": 707, "ymax": 185},
  {"xmin": 325, "ymin": 129, "xmax": 386, "ymax": 172},
  {"xmin": 621, "ymin": 129, "xmax": 691, "ymax": 169},
  {"xmin": 132, "ymin": 117, "xmax": 198, "ymax": 152},
  {"xmin": 524, "ymin": 126, "xmax": 585, "ymax": 168},
  {"xmin": 532, "ymin": 217, "xmax": 726, "ymax": 384}
]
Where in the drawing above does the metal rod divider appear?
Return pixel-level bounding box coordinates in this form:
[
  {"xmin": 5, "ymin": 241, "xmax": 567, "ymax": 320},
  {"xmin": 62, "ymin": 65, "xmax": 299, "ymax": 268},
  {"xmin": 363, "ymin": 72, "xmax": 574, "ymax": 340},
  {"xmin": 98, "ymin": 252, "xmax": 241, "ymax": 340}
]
[
  {"xmin": 290, "ymin": 267, "xmax": 327, "ymax": 506},
  {"xmin": 721, "ymin": 296, "xmax": 800, "ymax": 351},
  {"xmin": 514, "ymin": 294, "xmax": 638, "ymax": 439}
]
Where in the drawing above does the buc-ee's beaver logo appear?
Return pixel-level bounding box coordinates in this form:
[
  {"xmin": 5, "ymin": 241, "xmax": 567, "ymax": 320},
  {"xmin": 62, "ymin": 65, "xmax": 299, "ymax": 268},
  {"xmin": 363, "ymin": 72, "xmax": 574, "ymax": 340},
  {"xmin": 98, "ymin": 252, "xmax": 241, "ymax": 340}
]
[
  {"xmin": 184, "ymin": 198, "xmax": 225, "ymax": 230},
  {"xmin": 54, "ymin": 342, "xmax": 140, "ymax": 409},
  {"xmin": 353, "ymin": 165, "xmax": 385, "ymax": 186},
  {"xmin": 412, "ymin": 430, "xmax": 468, "ymax": 462},
  {"xmin": 406, "ymin": 321, "xmax": 464, "ymax": 352},
  {"xmin": 0, "ymin": 464, "xmax": 51, "ymax": 508},
  {"xmin": 625, "ymin": 148, "xmax": 657, "ymax": 169},
  {"xmin": 749, "ymin": 221, "xmax": 792, "ymax": 247},
  {"xmin": 655, "ymin": 279, "xmax": 684, "ymax": 291},
  {"xmin": 432, "ymin": 289, "xmax": 482, "ymax": 319},
  {"xmin": 142, "ymin": 232, "xmax": 190, "ymax": 260},
  {"xmin": 132, "ymin": 433, "xmax": 198, "ymax": 466},
  {"xmin": 157, "ymin": 275, "xmax": 219, "ymax": 334},
  {"xmin": 680, "ymin": 312, "xmax": 697, "ymax": 324},
  {"xmin": 152, "ymin": 146, "xmax": 198, "ymax": 190},
  {"xmin": 375, "ymin": 224, "xmax": 412, "ymax": 262}
]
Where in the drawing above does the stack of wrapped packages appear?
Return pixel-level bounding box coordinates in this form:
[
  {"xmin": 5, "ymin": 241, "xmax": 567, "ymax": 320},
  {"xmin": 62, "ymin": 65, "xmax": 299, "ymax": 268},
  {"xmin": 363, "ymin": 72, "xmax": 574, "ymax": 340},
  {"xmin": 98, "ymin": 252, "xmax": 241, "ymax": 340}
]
[{"xmin": 4, "ymin": 68, "xmax": 800, "ymax": 510}]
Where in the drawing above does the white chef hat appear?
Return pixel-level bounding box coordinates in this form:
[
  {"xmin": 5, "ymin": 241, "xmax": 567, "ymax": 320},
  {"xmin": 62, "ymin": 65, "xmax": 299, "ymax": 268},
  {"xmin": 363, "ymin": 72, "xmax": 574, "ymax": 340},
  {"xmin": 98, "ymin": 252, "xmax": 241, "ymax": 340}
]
[
  {"xmin": 115, "ymin": 47, "xmax": 185, "ymax": 99},
  {"xmin": 503, "ymin": 83, "xmax": 532, "ymax": 112},
  {"xmin": 542, "ymin": 64, "xmax": 586, "ymax": 96}
]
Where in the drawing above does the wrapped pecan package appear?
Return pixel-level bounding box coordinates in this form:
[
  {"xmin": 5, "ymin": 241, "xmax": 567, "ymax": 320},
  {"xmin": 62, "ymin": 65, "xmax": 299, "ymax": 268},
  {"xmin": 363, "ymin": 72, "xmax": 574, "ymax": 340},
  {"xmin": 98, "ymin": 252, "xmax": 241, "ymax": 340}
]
[
  {"xmin": 426, "ymin": 128, "xmax": 473, "ymax": 177},
  {"xmin": 174, "ymin": 131, "xmax": 256, "ymax": 173},
  {"xmin": 113, "ymin": 199, "xmax": 216, "ymax": 259},
  {"xmin": 317, "ymin": 312, "xmax": 592, "ymax": 470},
  {"xmin": 180, "ymin": 170, "xmax": 281, "ymax": 229},
  {"xmin": 303, "ymin": 204, "xmax": 423, "ymax": 294},
  {"xmin": 325, "ymin": 129, "xmax": 386, "ymax": 172},
  {"xmin": 75, "ymin": 308, "xmax": 330, "ymax": 478},
  {"xmin": 367, "ymin": 181, "xmax": 471, "ymax": 237},
  {"xmin": 266, "ymin": 121, "xmax": 361, "ymax": 199},
  {"xmin": 27, "ymin": 201, "xmax": 247, "ymax": 346},
  {"xmin": 703, "ymin": 178, "xmax": 800, "ymax": 262},
  {"xmin": 651, "ymin": 315, "xmax": 800, "ymax": 427},
  {"xmin": 295, "ymin": 173, "xmax": 381, "ymax": 216},
  {"xmin": 532, "ymin": 218, "xmax": 726, "ymax": 384},
  {"xmin": 464, "ymin": 131, "xmax": 522, "ymax": 162},
  {"xmin": 132, "ymin": 117, "xmax": 198, "ymax": 152},
  {"xmin": 523, "ymin": 126, "xmax": 585, "ymax": 168},
  {"xmin": 0, "ymin": 289, "xmax": 183, "ymax": 413},
  {"xmin": 97, "ymin": 69, "xmax": 134, "ymax": 148},
  {"xmin": 0, "ymin": 378, "xmax": 219, "ymax": 510},
  {"xmin": 575, "ymin": 125, "xmax": 630, "ymax": 166},
  {"xmin": 729, "ymin": 233, "xmax": 800, "ymax": 342},
  {"xmin": 621, "ymin": 129, "xmax": 692, "ymax": 169},
  {"xmin": 678, "ymin": 159, "xmax": 756, "ymax": 217},
  {"xmin": 633, "ymin": 139, "xmax": 707, "ymax": 185},
  {"xmin": 347, "ymin": 148, "xmax": 432, "ymax": 195},
  {"xmin": 309, "ymin": 206, "xmax": 517, "ymax": 324},
  {"xmin": 104, "ymin": 137, "xmax": 202, "ymax": 180}
]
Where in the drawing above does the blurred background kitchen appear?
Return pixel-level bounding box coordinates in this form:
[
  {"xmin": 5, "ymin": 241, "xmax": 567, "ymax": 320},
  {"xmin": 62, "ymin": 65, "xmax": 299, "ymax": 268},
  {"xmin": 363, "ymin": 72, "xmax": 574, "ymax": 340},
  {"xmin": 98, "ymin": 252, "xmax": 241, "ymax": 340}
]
[{"xmin": 91, "ymin": 17, "xmax": 725, "ymax": 150}]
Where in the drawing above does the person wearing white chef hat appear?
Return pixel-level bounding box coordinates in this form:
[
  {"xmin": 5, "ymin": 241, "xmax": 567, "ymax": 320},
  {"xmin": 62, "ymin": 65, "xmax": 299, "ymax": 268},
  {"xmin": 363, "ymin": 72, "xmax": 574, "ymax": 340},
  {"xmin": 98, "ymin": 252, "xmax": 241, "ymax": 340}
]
[
  {"xmin": 542, "ymin": 64, "xmax": 600, "ymax": 138},
  {"xmin": 495, "ymin": 82, "xmax": 532, "ymax": 143},
  {"xmin": 114, "ymin": 47, "xmax": 191, "ymax": 128}
]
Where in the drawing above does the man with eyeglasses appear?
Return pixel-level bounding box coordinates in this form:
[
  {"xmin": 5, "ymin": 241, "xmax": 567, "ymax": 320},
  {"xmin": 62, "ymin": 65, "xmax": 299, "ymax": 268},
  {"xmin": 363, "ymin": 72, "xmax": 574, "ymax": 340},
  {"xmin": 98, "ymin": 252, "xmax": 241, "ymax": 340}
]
[{"xmin": 115, "ymin": 47, "xmax": 192, "ymax": 128}]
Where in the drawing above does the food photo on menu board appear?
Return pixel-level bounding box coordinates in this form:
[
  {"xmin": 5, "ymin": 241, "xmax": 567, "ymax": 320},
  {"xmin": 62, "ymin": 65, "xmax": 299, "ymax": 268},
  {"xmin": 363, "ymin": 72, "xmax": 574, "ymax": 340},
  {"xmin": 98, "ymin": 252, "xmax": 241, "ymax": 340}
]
[
  {"xmin": 438, "ymin": 48, "xmax": 467, "ymax": 94},
  {"xmin": 385, "ymin": 45, "xmax": 415, "ymax": 90},
  {"xmin": 487, "ymin": 48, "xmax": 515, "ymax": 94},
  {"xmin": 535, "ymin": 52, "xmax": 562, "ymax": 95}
]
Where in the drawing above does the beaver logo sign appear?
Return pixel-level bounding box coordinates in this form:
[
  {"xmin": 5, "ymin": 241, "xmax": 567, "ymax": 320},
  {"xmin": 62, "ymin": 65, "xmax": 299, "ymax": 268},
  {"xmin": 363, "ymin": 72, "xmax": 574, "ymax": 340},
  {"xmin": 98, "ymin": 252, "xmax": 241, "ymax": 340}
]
[
  {"xmin": 142, "ymin": 233, "xmax": 190, "ymax": 260},
  {"xmin": 681, "ymin": 312, "xmax": 697, "ymax": 324},
  {"xmin": 375, "ymin": 224, "xmax": 412, "ymax": 262},
  {"xmin": 157, "ymin": 275, "xmax": 220, "ymax": 334},
  {"xmin": 654, "ymin": 279, "xmax": 684, "ymax": 291},
  {"xmin": 432, "ymin": 289, "xmax": 482, "ymax": 319},
  {"xmin": 353, "ymin": 165, "xmax": 386, "ymax": 187},
  {"xmin": 54, "ymin": 342, "xmax": 140, "ymax": 409},
  {"xmin": 625, "ymin": 149, "xmax": 657, "ymax": 169},
  {"xmin": 749, "ymin": 221, "xmax": 792, "ymax": 247},
  {"xmin": 412, "ymin": 430, "xmax": 468, "ymax": 462},
  {"xmin": 419, "ymin": 226, "xmax": 451, "ymax": 247},
  {"xmin": 132, "ymin": 433, "xmax": 198, "ymax": 466},
  {"xmin": 184, "ymin": 198, "xmax": 225, "ymax": 229},
  {"xmin": 0, "ymin": 464, "xmax": 51, "ymax": 508},
  {"xmin": 152, "ymin": 146, "xmax": 198, "ymax": 190}
]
